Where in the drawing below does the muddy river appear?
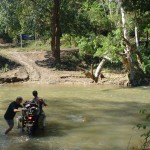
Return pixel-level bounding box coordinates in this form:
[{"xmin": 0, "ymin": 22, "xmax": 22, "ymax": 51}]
[{"xmin": 0, "ymin": 84, "xmax": 150, "ymax": 150}]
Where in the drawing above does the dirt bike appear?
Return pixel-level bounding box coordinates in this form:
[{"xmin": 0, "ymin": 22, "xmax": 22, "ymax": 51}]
[{"xmin": 17, "ymin": 101, "xmax": 45, "ymax": 135}]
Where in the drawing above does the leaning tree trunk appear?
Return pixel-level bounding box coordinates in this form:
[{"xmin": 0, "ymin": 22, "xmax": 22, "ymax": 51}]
[
  {"xmin": 81, "ymin": 57, "xmax": 110, "ymax": 83},
  {"xmin": 120, "ymin": 3, "xmax": 145, "ymax": 86},
  {"xmin": 51, "ymin": 0, "xmax": 61, "ymax": 63},
  {"xmin": 94, "ymin": 57, "xmax": 110, "ymax": 82}
]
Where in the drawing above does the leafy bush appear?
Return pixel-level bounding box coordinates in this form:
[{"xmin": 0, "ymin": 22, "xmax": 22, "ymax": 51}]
[
  {"xmin": 78, "ymin": 35, "xmax": 98, "ymax": 56},
  {"xmin": 136, "ymin": 109, "xmax": 150, "ymax": 149}
]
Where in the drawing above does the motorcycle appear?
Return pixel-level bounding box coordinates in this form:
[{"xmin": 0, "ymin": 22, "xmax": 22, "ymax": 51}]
[{"xmin": 17, "ymin": 101, "xmax": 45, "ymax": 135}]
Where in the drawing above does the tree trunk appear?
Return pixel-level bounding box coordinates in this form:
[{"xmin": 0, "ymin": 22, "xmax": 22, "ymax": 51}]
[
  {"xmin": 94, "ymin": 57, "xmax": 108, "ymax": 82},
  {"xmin": 108, "ymin": 0, "xmax": 112, "ymax": 16},
  {"xmin": 51, "ymin": 0, "xmax": 61, "ymax": 63},
  {"xmin": 134, "ymin": 12, "xmax": 140, "ymax": 50},
  {"xmin": 135, "ymin": 26, "xmax": 139, "ymax": 49},
  {"xmin": 121, "ymin": 5, "xmax": 134, "ymax": 71},
  {"xmin": 81, "ymin": 57, "xmax": 110, "ymax": 83},
  {"xmin": 120, "ymin": 3, "xmax": 145, "ymax": 86}
]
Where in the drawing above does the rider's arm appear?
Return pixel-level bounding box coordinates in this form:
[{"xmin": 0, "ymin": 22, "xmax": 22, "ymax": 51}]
[
  {"xmin": 40, "ymin": 98, "xmax": 48, "ymax": 106},
  {"xmin": 43, "ymin": 102, "xmax": 47, "ymax": 106}
]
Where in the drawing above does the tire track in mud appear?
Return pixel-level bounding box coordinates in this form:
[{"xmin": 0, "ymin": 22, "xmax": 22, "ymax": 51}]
[
  {"xmin": 0, "ymin": 50, "xmax": 94, "ymax": 84},
  {"xmin": 0, "ymin": 51, "xmax": 41, "ymax": 81}
]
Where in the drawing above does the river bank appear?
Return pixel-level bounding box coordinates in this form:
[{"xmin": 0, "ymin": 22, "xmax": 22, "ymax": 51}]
[{"xmin": 0, "ymin": 49, "xmax": 128, "ymax": 86}]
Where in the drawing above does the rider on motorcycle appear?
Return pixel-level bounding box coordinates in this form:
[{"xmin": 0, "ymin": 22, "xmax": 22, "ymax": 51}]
[{"xmin": 31, "ymin": 90, "xmax": 47, "ymax": 128}]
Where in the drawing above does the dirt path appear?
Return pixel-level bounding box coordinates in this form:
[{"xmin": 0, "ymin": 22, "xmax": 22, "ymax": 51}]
[
  {"xmin": 0, "ymin": 50, "xmax": 128, "ymax": 85},
  {"xmin": 7, "ymin": 51, "xmax": 41, "ymax": 81},
  {"xmin": 0, "ymin": 50, "xmax": 93, "ymax": 84}
]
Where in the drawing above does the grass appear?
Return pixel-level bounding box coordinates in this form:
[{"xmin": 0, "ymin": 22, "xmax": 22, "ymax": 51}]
[
  {"xmin": 0, "ymin": 40, "xmax": 50, "ymax": 52},
  {"xmin": 20, "ymin": 40, "xmax": 51, "ymax": 51}
]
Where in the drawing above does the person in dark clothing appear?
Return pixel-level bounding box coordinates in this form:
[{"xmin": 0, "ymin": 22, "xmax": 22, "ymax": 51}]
[
  {"xmin": 4, "ymin": 96, "xmax": 23, "ymax": 134},
  {"xmin": 32, "ymin": 90, "xmax": 47, "ymax": 128},
  {"xmin": 32, "ymin": 90, "xmax": 47, "ymax": 113}
]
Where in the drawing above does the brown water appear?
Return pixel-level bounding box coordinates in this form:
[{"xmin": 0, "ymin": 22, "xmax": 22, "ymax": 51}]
[{"xmin": 0, "ymin": 84, "xmax": 150, "ymax": 150}]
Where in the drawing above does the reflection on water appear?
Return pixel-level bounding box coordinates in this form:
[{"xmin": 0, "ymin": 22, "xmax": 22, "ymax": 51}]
[{"xmin": 0, "ymin": 84, "xmax": 150, "ymax": 150}]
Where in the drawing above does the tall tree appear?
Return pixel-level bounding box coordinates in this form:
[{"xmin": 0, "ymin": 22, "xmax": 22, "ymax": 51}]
[
  {"xmin": 51, "ymin": 0, "xmax": 61, "ymax": 63},
  {"xmin": 113, "ymin": 0, "xmax": 146, "ymax": 86}
]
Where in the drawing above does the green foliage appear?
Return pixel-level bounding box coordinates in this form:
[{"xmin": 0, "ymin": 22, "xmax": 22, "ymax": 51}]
[
  {"xmin": 0, "ymin": 0, "xmax": 21, "ymax": 37},
  {"xmin": 77, "ymin": 35, "xmax": 98, "ymax": 56},
  {"xmin": 2, "ymin": 64, "xmax": 9, "ymax": 72},
  {"xmin": 140, "ymin": 46, "xmax": 150, "ymax": 76},
  {"xmin": 0, "ymin": 0, "xmax": 149, "ymax": 76},
  {"xmin": 83, "ymin": 1, "xmax": 111, "ymax": 33},
  {"xmin": 95, "ymin": 29, "xmax": 124, "ymax": 61},
  {"xmin": 61, "ymin": 0, "xmax": 90, "ymax": 35},
  {"xmin": 122, "ymin": 0, "xmax": 150, "ymax": 13},
  {"xmin": 136, "ymin": 109, "xmax": 150, "ymax": 149},
  {"xmin": 0, "ymin": 0, "xmax": 52, "ymax": 41},
  {"xmin": 122, "ymin": 0, "xmax": 150, "ymax": 37},
  {"xmin": 61, "ymin": 34, "xmax": 79, "ymax": 48},
  {"xmin": 61, "ymin": 1, "xmax": 111, "ymax": 36}
]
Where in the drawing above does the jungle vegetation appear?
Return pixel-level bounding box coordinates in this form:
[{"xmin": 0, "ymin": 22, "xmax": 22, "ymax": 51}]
[{"xmin": 0, "ymin": 0, "xmax": 150, "ymax": 86}]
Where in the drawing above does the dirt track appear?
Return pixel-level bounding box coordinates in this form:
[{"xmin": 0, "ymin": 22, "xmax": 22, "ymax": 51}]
[
  {"xmin": 0, "ymin": 50, "xmax": 92, "ymax": 84},
  {"xmin": 0, "ymin": 50, "xmax": 128, "ymax": 85}
]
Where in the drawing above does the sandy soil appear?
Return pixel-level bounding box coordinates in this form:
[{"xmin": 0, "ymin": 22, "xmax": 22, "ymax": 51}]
[{"xmin": 0, "ymin": 49, "xmax": 128, "ymax": 85}]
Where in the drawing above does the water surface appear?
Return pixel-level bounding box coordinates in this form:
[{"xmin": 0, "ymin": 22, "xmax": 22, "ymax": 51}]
[{"xmin": 0, "ymin": 84, "xmax": 150, "ymax": 150}]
